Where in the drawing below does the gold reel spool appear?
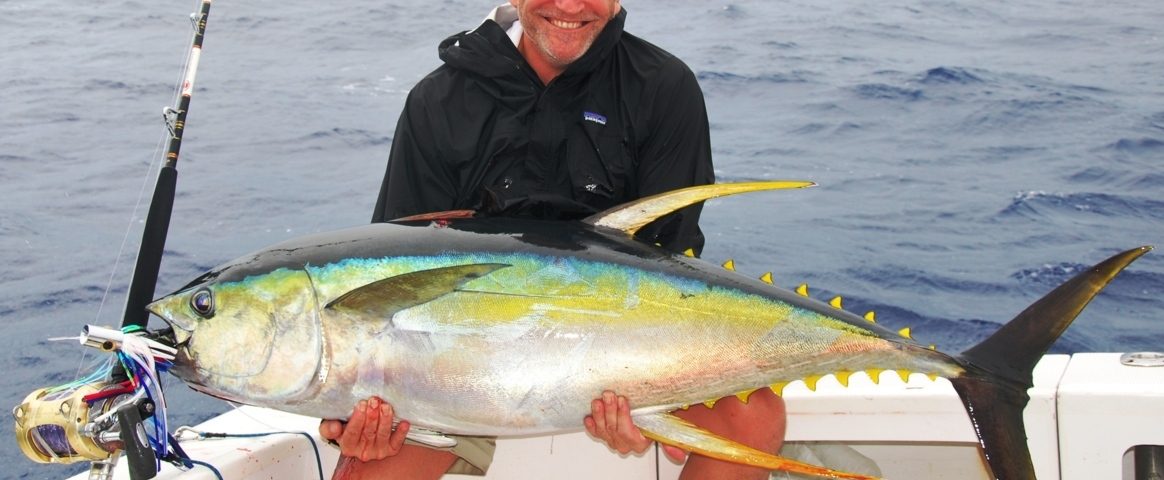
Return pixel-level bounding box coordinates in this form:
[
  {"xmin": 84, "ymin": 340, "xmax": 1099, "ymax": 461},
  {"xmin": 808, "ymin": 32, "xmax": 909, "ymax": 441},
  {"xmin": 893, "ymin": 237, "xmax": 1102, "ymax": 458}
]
[{"xmin": 12, "ymin": 384, "xmax": 119, "ymax": 464}]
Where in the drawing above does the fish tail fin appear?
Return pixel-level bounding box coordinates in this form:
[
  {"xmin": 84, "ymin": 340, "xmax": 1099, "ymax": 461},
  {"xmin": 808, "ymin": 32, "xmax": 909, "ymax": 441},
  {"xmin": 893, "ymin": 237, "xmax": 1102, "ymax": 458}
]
[
  {"xmin": 952, "ymin": 246, "xmax": 1151, "ymax": 479},
  {"xmin": 635, "ymin": 412, "xmax": 880, "ymax": 480}
]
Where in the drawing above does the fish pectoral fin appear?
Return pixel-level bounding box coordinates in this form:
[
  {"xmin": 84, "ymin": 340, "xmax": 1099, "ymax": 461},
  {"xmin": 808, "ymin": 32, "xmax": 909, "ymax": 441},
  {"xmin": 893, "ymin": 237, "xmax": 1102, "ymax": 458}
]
[
  {"xmin": 404, "ymin": 427, "xmax": 458, "ymax": 448},
  {"xmin": 633, "ymin": 413, "xmax": 879, "ymax": 480},
  {"xmin": 325, "ymin": 263, "xmax": 510, "ymax": 317}
]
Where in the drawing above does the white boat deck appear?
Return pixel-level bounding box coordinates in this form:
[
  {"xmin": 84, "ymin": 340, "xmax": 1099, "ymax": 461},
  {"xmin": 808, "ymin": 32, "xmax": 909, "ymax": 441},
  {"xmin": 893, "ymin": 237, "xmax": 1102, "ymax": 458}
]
[{"xmin": 67, "ymin": 353, "xmax": 1164, "ymax": 479}]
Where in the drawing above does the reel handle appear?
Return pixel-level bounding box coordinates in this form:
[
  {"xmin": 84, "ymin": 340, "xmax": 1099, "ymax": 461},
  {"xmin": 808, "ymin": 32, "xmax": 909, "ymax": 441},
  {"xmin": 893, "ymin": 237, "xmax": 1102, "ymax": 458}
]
[{"xmin": 115, "ymin": 398, "xmax": 158, "ymax": 480}]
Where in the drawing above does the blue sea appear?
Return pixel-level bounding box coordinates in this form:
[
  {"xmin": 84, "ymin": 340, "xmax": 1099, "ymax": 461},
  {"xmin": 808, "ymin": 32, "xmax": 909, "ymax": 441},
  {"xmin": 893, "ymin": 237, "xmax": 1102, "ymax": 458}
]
[{"xmin": 3, "ymin": 0, "xmax": 1162, "ymax": 477}]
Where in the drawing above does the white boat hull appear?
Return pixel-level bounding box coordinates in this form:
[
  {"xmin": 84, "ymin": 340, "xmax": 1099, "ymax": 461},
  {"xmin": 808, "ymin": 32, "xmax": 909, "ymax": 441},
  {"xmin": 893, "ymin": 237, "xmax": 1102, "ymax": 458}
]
[{"xmin": 67, "ymin": 353, "xmax": 1164, "ymax": 479}]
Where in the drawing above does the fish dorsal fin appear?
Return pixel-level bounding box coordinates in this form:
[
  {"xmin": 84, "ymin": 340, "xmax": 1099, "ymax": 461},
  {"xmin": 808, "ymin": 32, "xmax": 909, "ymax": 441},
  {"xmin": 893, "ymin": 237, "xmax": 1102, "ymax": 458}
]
[
  {"xmin": 633, "ymin": 413, "xmax": 877, "ymax": 480},
  {"xmin": 390, "ymin": 210, "xmax": 477, "ymax": 222},
  {"xmin": 325, "ymin": 263, "xmax": 509, "ymax": 317},
  {"xmin": 582, "ymin": 181, "xmax": 815, "ymax": 235}
]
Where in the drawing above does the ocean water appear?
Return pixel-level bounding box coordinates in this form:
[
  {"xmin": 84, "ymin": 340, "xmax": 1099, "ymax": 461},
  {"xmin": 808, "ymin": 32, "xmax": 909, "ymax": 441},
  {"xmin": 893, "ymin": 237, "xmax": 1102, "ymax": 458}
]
[{"xmin": 2, "ymin": 0, "xmax": 1162, "ymax": 477}]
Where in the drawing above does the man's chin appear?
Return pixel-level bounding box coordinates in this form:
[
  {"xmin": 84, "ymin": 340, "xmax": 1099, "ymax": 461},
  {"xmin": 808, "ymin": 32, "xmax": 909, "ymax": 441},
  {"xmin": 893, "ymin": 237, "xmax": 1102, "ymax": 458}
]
[{"xmin": 542, "ymin": 39, "xmax": 597, "ymax": 67}]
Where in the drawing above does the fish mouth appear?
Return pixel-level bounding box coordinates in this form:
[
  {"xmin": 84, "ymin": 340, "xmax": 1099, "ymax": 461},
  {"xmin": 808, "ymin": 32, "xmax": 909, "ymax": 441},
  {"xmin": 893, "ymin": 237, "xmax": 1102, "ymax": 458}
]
[
  {"xmin": 138, "ymin": 317, "xmax": 201, "ymax": 384},
  {"xmin": 145, "ymin": 301, "xmax": 193, "ymax": 346},
  {"xmin": 144, "ymin": 326, "xmax": 180, "ymax": 351}
]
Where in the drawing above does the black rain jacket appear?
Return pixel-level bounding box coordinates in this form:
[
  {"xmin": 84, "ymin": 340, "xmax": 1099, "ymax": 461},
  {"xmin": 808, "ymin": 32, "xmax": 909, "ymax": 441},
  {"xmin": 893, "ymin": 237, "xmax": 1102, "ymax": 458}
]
[{"xmin": 371, "ymin": 8, "xmax": 714, "ymax": 253}]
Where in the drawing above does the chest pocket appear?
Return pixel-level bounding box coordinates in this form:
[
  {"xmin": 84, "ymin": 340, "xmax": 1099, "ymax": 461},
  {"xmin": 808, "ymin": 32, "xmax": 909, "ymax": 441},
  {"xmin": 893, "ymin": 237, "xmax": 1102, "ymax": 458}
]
[{"xmin": 568, "ymin": 117, "xmax": 634, "ymax": 211}]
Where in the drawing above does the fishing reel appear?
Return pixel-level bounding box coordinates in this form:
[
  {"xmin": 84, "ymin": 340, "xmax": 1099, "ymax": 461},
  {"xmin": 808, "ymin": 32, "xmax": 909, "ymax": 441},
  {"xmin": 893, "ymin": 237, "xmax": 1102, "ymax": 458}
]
[
  {"xmin": 13, "ymin": 383, "xmax": 156, "ymax": 478},
  {"xmin": 12, "ymin": 325, "xmax": 177, "ymax": 480}
]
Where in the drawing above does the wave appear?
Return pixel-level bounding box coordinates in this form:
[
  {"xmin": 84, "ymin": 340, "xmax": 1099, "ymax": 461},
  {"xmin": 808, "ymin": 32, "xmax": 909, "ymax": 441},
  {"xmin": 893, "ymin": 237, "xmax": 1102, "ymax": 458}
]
[
  {"xmin": 696, "ymin": 70, "xmax": 811, "ymax": 86},
  {"xmin": 1010, "ymin": 261, "xmax": 1089, "ymax": 288},
  {"xmin": 850, "ymin": 83, "xmax": 922, "ymax": 101},
  {"xmin": 1106, "ymin": 137, "xmax": 1164, "ymax": 154},
  {"xmin": 852, "ymin": 301, "xmax": 1103, "ymax": 354},
  {"xmin": 845, "ymin": 264, "xmax": 1006, "ymax": 297},
  {"xmin": 1128, "ymin": 173, "xmax": 1164, "ymax": 190},
  {"xmin": 914, "ymin": 66, "xmax": 985, "ymax": 85},
  {"xmin": 846, "ymin": 66, "xmax": 992, "ymax": 104},
  {"xmin": 716, "ymin": 3, "xmax": 747, "ymax": 19},
  {"xmin": 788, "ymin": 121, "xmax": 863, "ymax": 137},
  {"xmin": 1150, "ymin": 111, "xmax": 1164, "ymax": 131},
  {"xmin": 1081, "ymin": 266, "xmax": 1164, "ymax": 304},
  {"xmin": 1066, "ymin": 166, "xmax": 1164, "ymax": 192},
  {"xmin": 998, "ymin": 191, "xmax": 1164, "ymax": 221},
  {"xmin": 293, "ymin": 127, "xmax": 392, "ymax": 150},
  {"xmin": 1066, "ymin": 166, "xmax": 1127, "ymax": 186}
]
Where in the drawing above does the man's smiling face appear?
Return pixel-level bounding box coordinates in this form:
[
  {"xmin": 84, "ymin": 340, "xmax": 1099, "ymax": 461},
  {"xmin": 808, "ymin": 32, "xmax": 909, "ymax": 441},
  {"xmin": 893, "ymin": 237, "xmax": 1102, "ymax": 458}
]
[{"xmin": 510, "ymin": 0, "xmax": 621, "ymax": 70}]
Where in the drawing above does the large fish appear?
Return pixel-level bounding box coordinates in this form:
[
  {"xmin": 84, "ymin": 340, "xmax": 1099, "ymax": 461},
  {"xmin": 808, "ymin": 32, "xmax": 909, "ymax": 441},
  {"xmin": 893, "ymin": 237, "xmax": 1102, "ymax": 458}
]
[{"xmin": 147, "ymin": 182, "xmax": 1149, "ymax": 479}]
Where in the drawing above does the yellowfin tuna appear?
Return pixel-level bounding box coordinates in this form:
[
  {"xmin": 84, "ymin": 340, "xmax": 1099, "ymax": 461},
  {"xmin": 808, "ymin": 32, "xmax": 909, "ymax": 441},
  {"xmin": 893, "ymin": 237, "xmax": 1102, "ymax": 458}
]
[{"xmin": 147, "ymin": 182, "xmax": 1150, "ymax": 479}]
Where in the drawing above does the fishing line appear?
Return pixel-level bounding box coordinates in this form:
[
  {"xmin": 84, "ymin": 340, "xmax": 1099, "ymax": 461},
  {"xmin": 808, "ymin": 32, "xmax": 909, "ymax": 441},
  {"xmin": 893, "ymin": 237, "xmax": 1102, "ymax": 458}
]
[
  {"xmin": 16, "ymin": 2, "xmax": 215, "ymax": 474},
  {"xmin": 91, "ymin": 1, "xmax": 203, "ymax": 330},
  {"xmin": 117, "ymin": 332, "xmax": 173, "ymax": 463},
  {"xmin": 182, "ymin": 459, "xmax": 224, "ymax": 479},
  {"xmin": 58, "ymin": 333, "xmax": 100, "ymax": 398},
  {"xmin": 226, "ymin": 401, "xmax": 328, "ymax": 478},
  {"xmin": 172, "ymin": 425, "xmax": 326, "ymax": 480}
]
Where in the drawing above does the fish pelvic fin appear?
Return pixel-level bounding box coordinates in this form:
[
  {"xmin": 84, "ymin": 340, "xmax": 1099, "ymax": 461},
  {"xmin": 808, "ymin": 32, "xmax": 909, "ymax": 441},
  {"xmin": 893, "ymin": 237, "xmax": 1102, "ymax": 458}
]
[
  {"xmin": 952, "ymin": 245, "xmax": 1151, "ymax": 480},
  {"xmin": 404, "ymin": 427, "xmax": 458, "ymax": 449},
  {"xmin": 633, "ymin": 413, "xmax": 879, "ymax": 480},
  {"xmin": 582, "ymin": 181, "xmax": 815, "ymax": 236},
  {"xmin": 325, "ymin": 263, "xmax": 510, "ymax": 318}
]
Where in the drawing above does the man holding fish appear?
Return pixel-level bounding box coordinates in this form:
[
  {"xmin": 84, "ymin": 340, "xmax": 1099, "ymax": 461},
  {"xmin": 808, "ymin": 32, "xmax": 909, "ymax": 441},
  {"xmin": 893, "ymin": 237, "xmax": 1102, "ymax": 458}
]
[{"xmin": 319, "ymin": 0, "xmax": 787, "ymax": 478}]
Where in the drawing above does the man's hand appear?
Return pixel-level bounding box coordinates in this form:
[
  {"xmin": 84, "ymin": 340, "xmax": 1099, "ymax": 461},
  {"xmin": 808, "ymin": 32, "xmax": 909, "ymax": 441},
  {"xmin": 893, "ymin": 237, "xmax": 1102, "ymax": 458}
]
[
  {"xmin": 583, "ymin": 390, "xmax": 687, "ymax": 463},
  {"xmin": 319, "ymin": 396, "xmax": 410, "ymax": 462}
]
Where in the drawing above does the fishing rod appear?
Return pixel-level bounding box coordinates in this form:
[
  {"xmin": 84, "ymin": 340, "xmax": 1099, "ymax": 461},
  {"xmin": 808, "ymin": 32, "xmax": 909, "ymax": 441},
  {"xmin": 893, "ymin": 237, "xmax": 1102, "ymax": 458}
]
[
  {"xmin": 13, "ymin": 2, "xmax": 212, "ymax": 479},
  {"xmin": 123, "ymin": 0, "xmax": 211, "ymax": 330}
]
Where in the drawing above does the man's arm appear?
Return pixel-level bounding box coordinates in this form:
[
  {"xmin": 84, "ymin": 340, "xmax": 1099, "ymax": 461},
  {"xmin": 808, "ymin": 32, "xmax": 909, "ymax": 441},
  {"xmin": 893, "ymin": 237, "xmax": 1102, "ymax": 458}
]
[
  {"xmin": 371, "ymin": 87, "xmax": 460, "ymax": 223},
  {"xmin": 633, "ymin": 61, "xmax": 715, "ymax": 254}
]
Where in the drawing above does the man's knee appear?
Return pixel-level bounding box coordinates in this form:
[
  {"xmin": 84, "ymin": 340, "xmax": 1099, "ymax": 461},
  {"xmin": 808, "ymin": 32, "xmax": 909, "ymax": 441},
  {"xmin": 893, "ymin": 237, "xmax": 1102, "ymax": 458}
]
[
  {"xmin": 332, "ymin": 445, "xmax": 457, "ymax": 480},
  {"xmin": 721, "ymin": 389, "xmax": 785, "ymax": 449},
  {"xmin": 675, "ymin": 388, "xmax": 786, "ymax": 452}
]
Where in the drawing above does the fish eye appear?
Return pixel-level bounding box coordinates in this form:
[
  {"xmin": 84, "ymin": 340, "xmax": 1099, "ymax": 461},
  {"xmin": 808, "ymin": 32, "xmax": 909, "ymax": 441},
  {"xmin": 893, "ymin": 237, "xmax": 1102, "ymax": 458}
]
[{"xmin": 190, "ymin": 288, "xmax": 215, "ymax": 317}]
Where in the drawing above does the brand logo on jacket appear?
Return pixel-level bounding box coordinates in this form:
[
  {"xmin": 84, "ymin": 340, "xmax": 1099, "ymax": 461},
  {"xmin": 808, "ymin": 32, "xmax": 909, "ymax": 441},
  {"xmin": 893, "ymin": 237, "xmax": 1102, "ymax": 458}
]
[{"xmin": 583, "ymin": 111, "xmax": 607, "ymax": 125}]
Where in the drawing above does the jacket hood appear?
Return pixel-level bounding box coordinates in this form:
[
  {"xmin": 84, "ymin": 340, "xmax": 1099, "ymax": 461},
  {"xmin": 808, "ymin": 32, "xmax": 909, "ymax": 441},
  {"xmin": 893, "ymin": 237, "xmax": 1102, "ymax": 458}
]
[{"xmin": 438, "ymin": 8, "xmax": 627, "ymax": 80}]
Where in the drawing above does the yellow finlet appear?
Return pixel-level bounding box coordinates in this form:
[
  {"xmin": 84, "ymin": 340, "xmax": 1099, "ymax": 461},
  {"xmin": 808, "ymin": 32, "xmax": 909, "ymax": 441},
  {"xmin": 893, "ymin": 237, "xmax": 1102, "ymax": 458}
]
[
  {"xmin": 864, "ymin": 311, "xmax": 876, "ymax": 323},
  {"xmin": 834, "ymin": 371, "xmax": 852, "ymax": 387},
  {"xmin": 865, "ymin": 369, "xmax": 883, "ymax": 384},
  {"xmin": 735, "ymin": 389, "xmax": 756, "ymax": 404},
  {"xmin": 795, "ymin": 283, "xmax": 809, "ymax": 297},
  {"xmin": 769, "ymin": 382, "xmax": 788, "ymax": 396},
  {"xmin": 679, "ymin": 404, "xmax": 690, "ymax": 410},
  {"xmin": 803, "ymin": 375, "xmax": 822, "ymax": 392},
  {"xmin": 898, "ymin": 327, "xmax": 913, "ymax": 339},
  {"xmin": 683, "ymin": 248, "xmax": 696, "ymax": 258},
  {"xmin": 927, "ymin": 373, "xmax": 939, "ymax": 381},
  {"xmin": 896, "ymin": 369, "xmax": 912, "ymax": 383},
  {"xmin": 703, "ymin": 399, "xmax": 718, "ymax": 409},
  {"xmin": 928, "ymin": 344, "xmax": 937, "ymax": 350},
  {"xmin": 722, "ymin": 259, "xmax": 736, "ymax": 271},
  {"xmin": 760, "ymin": 272, "xmax": 774, "ymax": 284},
  {"xmin": 829, "ymin": 296, "xmax": 843, "ymax": 309}
]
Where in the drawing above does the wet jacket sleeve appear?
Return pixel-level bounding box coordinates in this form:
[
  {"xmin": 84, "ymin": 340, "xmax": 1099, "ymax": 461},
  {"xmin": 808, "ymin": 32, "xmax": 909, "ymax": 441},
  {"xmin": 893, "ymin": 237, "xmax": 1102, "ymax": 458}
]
[
  {"xmin": 371, "ymin": 85, "xmax": 460, "ymax": 223},
  {"xmin": 634, "ymin": 62, "xmax": 715, "ymax": 255}
]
